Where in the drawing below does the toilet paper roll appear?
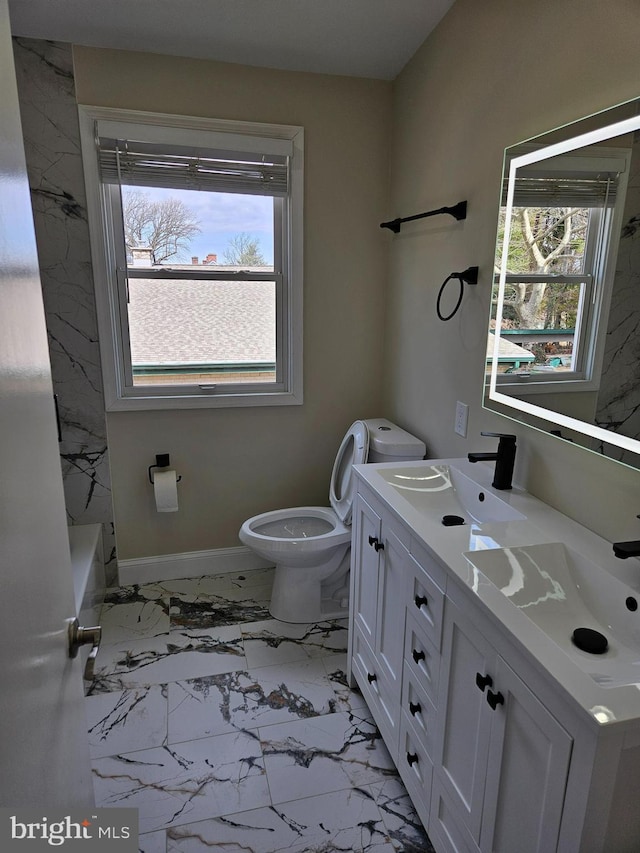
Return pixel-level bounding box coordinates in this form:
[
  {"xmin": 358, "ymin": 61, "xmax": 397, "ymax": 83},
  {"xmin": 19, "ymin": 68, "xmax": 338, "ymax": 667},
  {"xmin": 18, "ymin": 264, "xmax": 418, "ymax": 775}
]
[{"xmin": 153, "ymin": 469, "xmax": 179, "ymax": 512}]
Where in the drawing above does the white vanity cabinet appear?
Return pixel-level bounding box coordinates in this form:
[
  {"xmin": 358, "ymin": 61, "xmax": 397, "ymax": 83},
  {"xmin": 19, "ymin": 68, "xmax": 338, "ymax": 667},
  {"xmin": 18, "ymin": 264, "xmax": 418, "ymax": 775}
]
[
  {"xmin": 348, "ymin": 468, "xmax": 640, "ymax": 853},
  {"xmin": 348, "ymin": 483, "xmax": 447, "ymax": 809},
  {"xmin": 430, "ymin": 589, "xmax": 572, "ymax": 853},
  {"xmin": 349, "ymin": 487, "xmax": 410, "ymax": 751}
]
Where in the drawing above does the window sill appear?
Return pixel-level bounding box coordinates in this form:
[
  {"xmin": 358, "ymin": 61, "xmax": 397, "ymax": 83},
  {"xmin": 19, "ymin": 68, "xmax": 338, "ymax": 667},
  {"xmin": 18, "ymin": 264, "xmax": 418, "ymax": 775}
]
[
  {"xmin": 105, "ymin": 388, "xmax": 303, "ymax": 412},
  {"xmin": 494, "ymin": 377, "xmax": 600, "ymax": 396}
]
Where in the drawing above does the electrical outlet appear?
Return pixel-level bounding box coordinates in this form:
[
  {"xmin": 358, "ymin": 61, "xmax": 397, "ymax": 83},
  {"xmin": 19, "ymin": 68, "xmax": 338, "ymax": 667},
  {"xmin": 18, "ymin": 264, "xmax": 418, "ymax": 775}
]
[{"xmin": 455, "ymin": 401, "xmax": 469, "ymax": 437}]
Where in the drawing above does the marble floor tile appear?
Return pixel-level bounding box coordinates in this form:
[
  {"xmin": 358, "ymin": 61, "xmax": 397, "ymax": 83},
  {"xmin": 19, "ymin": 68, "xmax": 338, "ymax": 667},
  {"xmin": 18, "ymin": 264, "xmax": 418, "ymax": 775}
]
[
  {"xmin": 151, "ymin": 568, "xmax": 274, "ymax": 598},
  {"xmin": 259, "ymin": 710, "xmax": 398, "ymax": 805},
  {"xmin": 166, "ymin": 787, "xmax": 397, "ymax": 852},
  {"xmin": 85, "ymin": 567, "xmax": 434, "ymax": 850},
  {"xmin": 100, "ymin": 586, "xmax": 170, "ymax": 644},
  {"xmin": 167, "ymin": 658, "xmax": 338, "ymax": 744},
  {"xmin": 89, "ymin": 626, "xmax": 246, "ymax": 693},
  {"xmin": 169, "ymin": 586, "xmax": 272, "ymax": 629},
  {"xmin": 92, "ymin": 729, "xmax": 270, "ymax": 834},
  {"xmin": 138, "ymin": 829, "xmax": 167, "ymax": 853},
  {"xmin": 86, "ymin": 685, "xmax": 168, "ymax": 758},
  {"xmin": 242, "ymin": 618, "xmax": 349, "ymax": 668},
  {"xmin": 321, "ymin": 652, "xmax": 369, "ymax": 713},
  {"xmin": 369, "ymin": 778, "xmax": 436, "ymax": 852}
]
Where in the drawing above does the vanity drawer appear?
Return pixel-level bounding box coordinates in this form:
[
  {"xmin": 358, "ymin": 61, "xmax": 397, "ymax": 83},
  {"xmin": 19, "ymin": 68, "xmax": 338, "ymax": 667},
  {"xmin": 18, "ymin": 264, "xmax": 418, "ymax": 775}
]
[
  {"xmin": 407, "ymin": 551, "xmax": 445, "ymax": 650},
  {"xmin": 401, "ymin": 663, "xmax": 438, "ymax": 759},
  {"xmin": 404, "ymin": 609, "xmax": 441, "ymax": 705},
  {"xmin": 411, "ymin": 537, "xmax": 447, "ymax": 592},
  {"xmin": 351, "ymin": 627, "xmax": 400, "ymax": 755},
  {"xmin": 398, "ymin": 712, "xmax": 434, "ymax": 831}
]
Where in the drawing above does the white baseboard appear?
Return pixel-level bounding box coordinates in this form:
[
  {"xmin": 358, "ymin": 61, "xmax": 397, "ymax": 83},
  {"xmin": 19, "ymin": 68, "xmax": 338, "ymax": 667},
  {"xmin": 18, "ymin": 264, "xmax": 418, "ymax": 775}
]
[{"xmin": 117, "ymin": 546, "xmax": 272, "ymax": 586}]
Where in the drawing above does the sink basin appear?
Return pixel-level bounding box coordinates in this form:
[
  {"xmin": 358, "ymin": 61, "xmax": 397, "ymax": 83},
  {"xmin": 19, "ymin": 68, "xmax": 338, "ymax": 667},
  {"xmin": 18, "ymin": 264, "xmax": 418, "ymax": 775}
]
[
  {"xmin": 464, "ymin": 542, "xmax": 640, "ymax": 687},
  {"xmin": 378, "ymin": 464, "xmax": 525, "ymax": 525}
]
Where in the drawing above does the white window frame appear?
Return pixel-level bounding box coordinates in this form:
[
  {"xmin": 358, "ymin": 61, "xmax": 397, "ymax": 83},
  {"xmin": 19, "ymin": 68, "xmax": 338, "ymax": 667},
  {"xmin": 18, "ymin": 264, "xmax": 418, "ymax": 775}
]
[
  {"xmin": 78, "ymin": 106, "xmax": 304, "ymax": 411},
  {"xmin": 491, "ymin": 145, "xmax": 630, "ymax": 397}
]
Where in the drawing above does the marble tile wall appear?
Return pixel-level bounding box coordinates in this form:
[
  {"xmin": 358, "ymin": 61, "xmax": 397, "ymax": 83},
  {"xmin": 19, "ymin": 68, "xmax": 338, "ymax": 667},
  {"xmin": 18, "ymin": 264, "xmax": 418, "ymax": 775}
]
[
  {"xmin": 596, "ymin": 136, "xmax": 640, "ymax": 466},
  {"xmin": 12, "ymin": 38, "xmax": 116, "ymax": 580}
]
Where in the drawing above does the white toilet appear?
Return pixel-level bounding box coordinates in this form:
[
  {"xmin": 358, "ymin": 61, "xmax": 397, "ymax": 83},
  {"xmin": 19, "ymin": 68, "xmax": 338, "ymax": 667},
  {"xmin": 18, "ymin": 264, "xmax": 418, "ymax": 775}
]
[{"xmin": 239, "ymin": 418, "xmax": 425, "ymax": 623}]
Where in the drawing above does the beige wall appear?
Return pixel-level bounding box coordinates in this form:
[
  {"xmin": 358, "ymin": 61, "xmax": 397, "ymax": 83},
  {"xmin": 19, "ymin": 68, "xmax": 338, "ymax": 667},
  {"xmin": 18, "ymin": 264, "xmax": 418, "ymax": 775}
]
[
  {"xmin": 73, "ymin": 0, "xmax": 640, "ymax": 562},
  {"xmin": 73, "ymin": 48, "xmax": 392, "ymax": 559},
  {"xmin": 385, "ymin": 0, "xmax": 640, "ymax": 542}
]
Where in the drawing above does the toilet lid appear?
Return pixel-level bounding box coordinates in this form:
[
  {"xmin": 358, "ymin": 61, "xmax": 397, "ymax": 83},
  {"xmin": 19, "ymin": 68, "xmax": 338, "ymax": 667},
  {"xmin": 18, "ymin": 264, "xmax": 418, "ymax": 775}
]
[{"xmin": 329, "ymin": 420, "xmax": 369, "ymax": 524}]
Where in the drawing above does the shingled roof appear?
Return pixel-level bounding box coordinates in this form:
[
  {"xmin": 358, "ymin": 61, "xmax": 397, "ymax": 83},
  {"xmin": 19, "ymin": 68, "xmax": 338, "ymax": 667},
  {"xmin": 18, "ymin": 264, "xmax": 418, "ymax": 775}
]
[{"xmin": 128, "ymin": 275, "xmax": 276, "ymax": 366}]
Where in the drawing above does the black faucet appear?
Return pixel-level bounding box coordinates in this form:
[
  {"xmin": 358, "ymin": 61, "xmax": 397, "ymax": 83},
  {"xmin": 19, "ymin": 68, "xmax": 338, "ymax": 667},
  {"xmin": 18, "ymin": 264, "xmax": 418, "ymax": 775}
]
[
  {"xmin": 613, "ymin": 515, "xmax": 640, "ymax": 558},
  {"xmin": 613, "ymin": 541, "xmax": 640, "ymax": 559},
  {"xmin": 468, "ymin": 432, "xmax": 517, "ymax": 491}
]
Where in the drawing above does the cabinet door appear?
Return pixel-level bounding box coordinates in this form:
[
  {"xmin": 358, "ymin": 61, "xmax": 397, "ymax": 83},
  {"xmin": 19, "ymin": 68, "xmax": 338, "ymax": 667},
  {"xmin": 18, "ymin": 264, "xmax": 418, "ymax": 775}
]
[
  {"xmin": 480, "ymin": 657, "xmax": 572, "ymax": 853},
  {"xmin": 351, "ymin": 494, "xmax": 381, "ymax": 648},
  {"xmin": 376, "ymin": 523, "xmax": 410, "ymax": 691},
  {"xmin": 436, "ymin": 598, "xmax": 495, "ymax": 841}
]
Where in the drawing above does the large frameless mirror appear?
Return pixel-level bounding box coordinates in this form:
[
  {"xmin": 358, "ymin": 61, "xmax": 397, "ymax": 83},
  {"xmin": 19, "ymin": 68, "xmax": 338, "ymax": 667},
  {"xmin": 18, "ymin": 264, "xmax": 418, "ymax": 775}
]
[{"xmin": 486, "ymin": 97, "xmax": 640, "ymax": 469}]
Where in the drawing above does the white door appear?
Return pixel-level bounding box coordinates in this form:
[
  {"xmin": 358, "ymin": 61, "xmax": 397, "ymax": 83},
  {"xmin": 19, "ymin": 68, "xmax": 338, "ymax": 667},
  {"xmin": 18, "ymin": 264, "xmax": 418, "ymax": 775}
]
[
  {"xmin": 436, "ymin": 597, "xmax": 494, "ymax": 841},
  {"xmin": 351, "ymin": 494, "xmax": 381, "ymax": 648},
  {"xmin": 0, "ymin": 0, "xmax": 93, "ymax": 807},
  {"xmin": 480, "ymin": 657, "xmax": 572, "ymax": 853}
]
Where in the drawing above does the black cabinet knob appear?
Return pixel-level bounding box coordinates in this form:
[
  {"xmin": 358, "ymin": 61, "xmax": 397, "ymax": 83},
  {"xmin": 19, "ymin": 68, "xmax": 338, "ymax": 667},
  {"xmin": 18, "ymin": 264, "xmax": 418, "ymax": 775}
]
[
  {"xmin": 412, "ymin": 648, "xmax": 426, "ymax": 664},
  {"xmin": 368, "ymin": 536, "xmax": 384, "ymax": 552},
  {"xmin": 475, "ymin": 672, "xmax": 493, "ymax": 692},
  {"xmin": 409, "ymin": 701, "xmax": 421, "ymax": 716},
  {"xmin": 406, "ymin": 752, "xmax": 419, "ymax": 767},
  {"xmin": 367, "ymin": 672, "xmax": 377, "ymax": 683},
  {"xmin": 487, "ymin": 689, "xmax": 504, "ymax": 710},
  {"xmin": 415, "ymin": 594, "xmax": 428, "ymax": 609}
]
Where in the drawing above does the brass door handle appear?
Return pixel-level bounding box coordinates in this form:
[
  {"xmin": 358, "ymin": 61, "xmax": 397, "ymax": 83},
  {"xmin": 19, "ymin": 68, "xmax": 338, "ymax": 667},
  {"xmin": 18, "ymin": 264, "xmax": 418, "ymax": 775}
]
[{"xmin": 68, "ymin": 618, "xmax": 102, "ymax": 680}]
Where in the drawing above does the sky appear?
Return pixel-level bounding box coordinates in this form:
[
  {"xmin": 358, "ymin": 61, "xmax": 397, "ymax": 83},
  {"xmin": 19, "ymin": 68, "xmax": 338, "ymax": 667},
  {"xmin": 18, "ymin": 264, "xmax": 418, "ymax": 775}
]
[{"xmin": 124, "ymin": 185, "xmax": 275, "ymax": 265}]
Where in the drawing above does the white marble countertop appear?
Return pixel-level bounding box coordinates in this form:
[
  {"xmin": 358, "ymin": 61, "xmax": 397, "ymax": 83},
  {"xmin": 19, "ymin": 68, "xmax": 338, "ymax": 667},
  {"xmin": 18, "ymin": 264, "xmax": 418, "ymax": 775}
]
[{"xmin": 353, "ymin": 457, "xmax": 640, "ymax": 728}]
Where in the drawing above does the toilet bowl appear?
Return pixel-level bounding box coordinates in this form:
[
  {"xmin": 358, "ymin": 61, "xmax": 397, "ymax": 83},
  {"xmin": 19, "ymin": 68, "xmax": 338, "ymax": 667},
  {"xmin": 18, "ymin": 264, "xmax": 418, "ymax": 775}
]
[{"xmin": 239, "ymin": 418, "xmax": 425, "ymax": 623}]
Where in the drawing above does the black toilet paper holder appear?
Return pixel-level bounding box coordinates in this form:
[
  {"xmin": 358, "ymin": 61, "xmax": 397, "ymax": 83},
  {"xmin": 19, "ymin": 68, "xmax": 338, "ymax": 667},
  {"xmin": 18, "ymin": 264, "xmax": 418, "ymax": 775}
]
[{"xmin": 148, "ymin": 453, "xmax": 182, "ymax": 485}]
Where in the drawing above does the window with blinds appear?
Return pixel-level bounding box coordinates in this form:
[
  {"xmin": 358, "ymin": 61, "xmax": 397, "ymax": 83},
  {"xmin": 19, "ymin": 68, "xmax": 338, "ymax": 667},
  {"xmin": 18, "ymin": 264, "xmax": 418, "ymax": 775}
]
[
  {"xmin": 490, "ymin": 146, "xmax": 630, "ymax": 387},
  {"xmin": 79, "ymin": 108, "xmax": 304, "ymax": 411}
]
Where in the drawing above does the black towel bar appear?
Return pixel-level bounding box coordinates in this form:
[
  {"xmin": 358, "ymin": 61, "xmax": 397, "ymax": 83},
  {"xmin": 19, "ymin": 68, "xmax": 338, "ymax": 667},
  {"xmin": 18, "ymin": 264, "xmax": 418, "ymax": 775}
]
[{"xmin": 380, "ymin": 200, "xmax": 467, "ymax": 233}]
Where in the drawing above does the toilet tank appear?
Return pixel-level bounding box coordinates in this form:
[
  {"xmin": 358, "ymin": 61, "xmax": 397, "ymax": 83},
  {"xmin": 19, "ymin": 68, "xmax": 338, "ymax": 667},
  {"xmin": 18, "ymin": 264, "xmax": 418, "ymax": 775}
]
[{"xmin": 363, "ymin": 418, "xmax": 426, "ymax": 463}]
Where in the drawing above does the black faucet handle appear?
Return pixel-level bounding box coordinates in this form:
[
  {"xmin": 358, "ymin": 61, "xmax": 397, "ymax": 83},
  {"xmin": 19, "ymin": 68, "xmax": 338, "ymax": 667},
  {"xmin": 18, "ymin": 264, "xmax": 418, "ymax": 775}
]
[{"xmin": 481, "ymin": 431, "xmax": 516, "ymax": 443}]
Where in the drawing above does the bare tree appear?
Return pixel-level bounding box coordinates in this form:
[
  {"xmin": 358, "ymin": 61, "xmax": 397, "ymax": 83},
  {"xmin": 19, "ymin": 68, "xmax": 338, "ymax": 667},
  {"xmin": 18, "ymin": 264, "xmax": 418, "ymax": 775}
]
[
  {"xmin": 123, "ymin": 189, "xmax": 201, "ymax": 263},
  {"xmin": 497, "ymin": 206, "xmax": 586, "ymax": 329},
  {"xmin": 222, "ymin": 233, "xmax": 267, "ymax": 266}
]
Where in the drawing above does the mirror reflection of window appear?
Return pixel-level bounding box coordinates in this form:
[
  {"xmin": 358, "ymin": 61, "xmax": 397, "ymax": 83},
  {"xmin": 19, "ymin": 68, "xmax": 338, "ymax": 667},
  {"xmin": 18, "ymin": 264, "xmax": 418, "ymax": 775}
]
[{"xmin": 490, "ymin": 147, "xmax": 630, "ymax": 386}]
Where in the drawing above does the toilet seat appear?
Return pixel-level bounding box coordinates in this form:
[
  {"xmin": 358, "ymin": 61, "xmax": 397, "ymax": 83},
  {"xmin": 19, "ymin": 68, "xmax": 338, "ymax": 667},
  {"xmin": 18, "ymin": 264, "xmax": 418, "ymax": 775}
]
[
  {"xmin": 242, "ymin": 506, "xmax": 351, "ymax": 559},
  {"xmin": 329, "ymin": 420, "xmax": 369, "ymax": 524}
]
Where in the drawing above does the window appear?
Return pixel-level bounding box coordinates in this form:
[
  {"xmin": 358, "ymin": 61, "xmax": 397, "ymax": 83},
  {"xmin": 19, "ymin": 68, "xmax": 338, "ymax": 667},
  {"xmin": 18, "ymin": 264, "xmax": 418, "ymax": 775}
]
[
  {"xmin": 490, "ymin": 146, "xmax": 630, "ymax": 393},
  {"xmin": 78, "ymin": 108, "xmax": 303, "ymax": 410}
]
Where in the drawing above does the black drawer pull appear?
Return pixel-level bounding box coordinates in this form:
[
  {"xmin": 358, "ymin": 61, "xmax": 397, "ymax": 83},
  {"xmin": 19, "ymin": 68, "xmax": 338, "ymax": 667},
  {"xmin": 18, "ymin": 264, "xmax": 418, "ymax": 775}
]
[
  {"xmin": 409, "ymin": 701, "xmax": 421, "ymax": 716},
  {"xmin": 475, "ymin": 672, "xmax": 493, "ymax": 692},
  {"xmin": 406, "ymin": 751, "xmax": 419, "ymax": 767},
  {"xmin": 414, "ymin": 594, "xmax": 428, "ymax": 609},
  {"xmin": 367, "ymin": 672, "xmax": 377, "ymax": 683},
  {"xmin": 368, "ymin": 536, "xmax": 384, "ymax": 552},
  {"xmin": 412, "ymin": 648, "xmax": 426, "ymax": 664},
  {"xmin": 487, "ymin": 689, "xmax": 504, "ymax": 710}
]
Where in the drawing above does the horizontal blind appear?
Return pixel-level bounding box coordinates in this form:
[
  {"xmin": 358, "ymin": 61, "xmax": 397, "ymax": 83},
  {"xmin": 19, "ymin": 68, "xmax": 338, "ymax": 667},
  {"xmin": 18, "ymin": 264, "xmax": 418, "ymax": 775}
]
[
  {"xmin": 507, "ymin": 174, "xmax": 619, "ymax": 207},
  {"xmin": 98, "ymin": 137, "xmax": 290, "ymax": 197},
  {"xmin": 503, "ymin": 152, "xmax": 626, "ymax": 208}
]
